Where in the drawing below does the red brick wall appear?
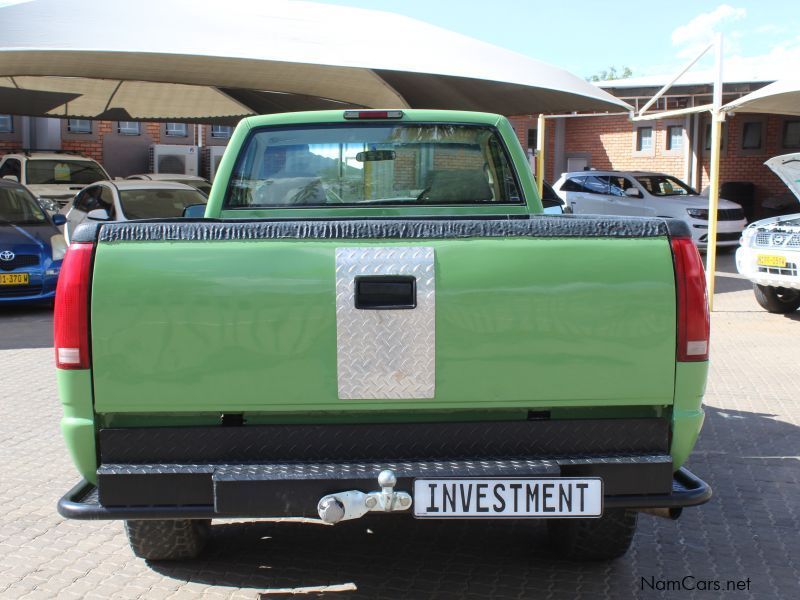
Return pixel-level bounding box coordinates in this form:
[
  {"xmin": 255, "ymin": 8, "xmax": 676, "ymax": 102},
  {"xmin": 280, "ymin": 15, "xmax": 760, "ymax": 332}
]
[
  {"xmin": 563, "ymin": 115, "xmax": 685, "ymax": 176},
  {"xmin": 0, "ymin": 141, "xmax": 18, "ymax": 154},
  {"xmin": 509, "ymin": 112, "xmax": 795, "ymax": 217},
  {"xmin": 697, "ymin": 115, "xmax": 789, "ymax": 210},
  {"xmin": 60, "ymin": 121, "xmax": 110, "ymax": 163}
]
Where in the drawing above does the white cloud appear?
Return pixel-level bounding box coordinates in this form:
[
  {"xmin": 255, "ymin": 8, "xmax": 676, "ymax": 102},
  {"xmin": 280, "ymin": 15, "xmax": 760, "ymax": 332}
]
[{"xmin": 672, "ymin": 4, "xmax": 747, "ymax": 58}]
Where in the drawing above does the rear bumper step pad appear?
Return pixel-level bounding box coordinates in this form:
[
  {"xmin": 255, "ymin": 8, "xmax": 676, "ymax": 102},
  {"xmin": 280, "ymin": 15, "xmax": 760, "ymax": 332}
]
[{"xmin": 56, "ymin": 456, "xmax": 714, "ymax": 520}]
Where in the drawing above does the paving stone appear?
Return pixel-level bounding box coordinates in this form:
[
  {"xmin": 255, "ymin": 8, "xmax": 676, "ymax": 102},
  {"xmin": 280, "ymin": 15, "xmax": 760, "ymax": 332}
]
[{"xmin": 0, "ymin": 257, "xmax": 797, "ymax": 599}]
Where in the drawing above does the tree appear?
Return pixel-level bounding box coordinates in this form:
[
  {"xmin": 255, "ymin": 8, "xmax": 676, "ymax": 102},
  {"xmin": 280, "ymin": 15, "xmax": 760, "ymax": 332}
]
[{"xmin": 588, "ymin": 66, "xmax": 633, "ymax": 82}]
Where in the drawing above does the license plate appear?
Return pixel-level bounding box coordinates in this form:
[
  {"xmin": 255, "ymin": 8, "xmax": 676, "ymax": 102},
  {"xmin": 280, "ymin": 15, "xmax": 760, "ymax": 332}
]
[
  {"xmin": 757, "ymin": 254, "xmax": 787, "ymax": 268},
  {"xmin": 0, "ymin": 273, "xmax": 29, "ymax": 285},
  {"xmin": 413, "ymin": 478, "xmax": 603, "ymax": 518}
]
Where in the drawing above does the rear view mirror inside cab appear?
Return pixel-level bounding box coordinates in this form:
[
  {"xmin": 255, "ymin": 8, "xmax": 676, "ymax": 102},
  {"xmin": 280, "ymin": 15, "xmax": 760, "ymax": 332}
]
[{"xmin": 356, "ymin": 150, "xmax": 396, "ymax": 162}]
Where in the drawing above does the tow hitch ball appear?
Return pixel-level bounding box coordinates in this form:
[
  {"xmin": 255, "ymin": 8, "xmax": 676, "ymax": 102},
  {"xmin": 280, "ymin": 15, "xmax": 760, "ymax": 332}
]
[{"xmin": 317, "ymin": 469, "xmax": 413, "ymax": 524}]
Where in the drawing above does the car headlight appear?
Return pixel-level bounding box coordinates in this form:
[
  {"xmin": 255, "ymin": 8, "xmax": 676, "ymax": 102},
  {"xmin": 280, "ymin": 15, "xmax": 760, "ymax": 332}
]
[
  {"xmin": 50, "ymin": 234, "xmax": 67, "ymax": 261},
  {"xmin": 686, "ymin": 208, "xmax": 709, "ymax": 219},
  {"xmin": 740, "ymin": 225, "xmax": 758, "ymax": 247},
  {"xmin": 38, "ymin": 197, "xmax": 59, "ymax": 212}
]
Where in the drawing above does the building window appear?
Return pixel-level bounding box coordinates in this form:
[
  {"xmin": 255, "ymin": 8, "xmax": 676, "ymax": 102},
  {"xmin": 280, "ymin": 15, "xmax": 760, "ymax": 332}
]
[
  {"xmin": 703, "ymin": 121, "xmax": 727, "ymax": 152},
  {"xmin": 527, "ymin": 128, "xmax": 537, "ymax": 150},
  {"xmin": 636, "ymin": 126, "xmax": 653, "ymax": 152},
  {"xmin": 118, "ymin": 121, "xmax": 140, "ymax": 135},
  {"xmin": 0, "ymin": 114, "xmax": 12, "ymax": 133},
  {"xmin": 666, "ymin": 125, "xmax": 683, "ymax": 151},
  {"xmin": 211, "ymin": 125, "xmax": 232, "ymax": 139},
  {"xmin": 782, "ymin": 120, "xmax": 800, "ymax": 149},
  {"xmin": 165, "ymin": 122, "xmax": 188, "ymax": 137},
  {"xmin": 67, "ymin": 119, "xmax": 92, "ymax": 134},
  {"xmin": 741, "ymin": 121, "xmax": 763, "ymax": 150}
]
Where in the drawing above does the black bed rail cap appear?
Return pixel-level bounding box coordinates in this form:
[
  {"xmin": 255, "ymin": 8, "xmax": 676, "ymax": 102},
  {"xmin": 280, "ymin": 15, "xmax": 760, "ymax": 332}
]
[{"xmin": 95, "ymin": 215, "xmax": 690, "ymax": 243}]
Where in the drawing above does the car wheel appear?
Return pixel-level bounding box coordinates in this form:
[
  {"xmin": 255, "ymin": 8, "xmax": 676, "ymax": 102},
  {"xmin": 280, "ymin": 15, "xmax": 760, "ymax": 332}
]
[
  {"xmin": 753, "ymin": 284, "xmax": 800, "ymax": 313},
  {"xmin": 124, "ymin": 519, "xmax": 210, "ymax": 561},
  {"xmin": 546, "ymin": 508, "xmax": 637, "ymax": 561}
]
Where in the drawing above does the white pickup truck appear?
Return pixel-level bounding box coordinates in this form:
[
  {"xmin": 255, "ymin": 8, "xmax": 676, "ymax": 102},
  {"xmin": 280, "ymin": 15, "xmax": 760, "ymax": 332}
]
[{"xmin": 736, "ymin": 153, "xmax": 800, "ymax": 313}]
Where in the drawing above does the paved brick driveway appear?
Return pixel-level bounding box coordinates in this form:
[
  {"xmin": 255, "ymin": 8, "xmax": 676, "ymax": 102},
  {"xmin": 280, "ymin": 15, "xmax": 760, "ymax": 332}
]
[{"xmin": 0, "ymin": 254, "xmax": 797, "ymax": 599}]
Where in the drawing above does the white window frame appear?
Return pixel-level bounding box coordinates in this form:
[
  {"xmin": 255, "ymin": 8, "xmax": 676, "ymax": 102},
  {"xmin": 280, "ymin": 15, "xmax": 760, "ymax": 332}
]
[
  {"xmin": 633, "ymin": 125, "xmax": 655, "ymax": 157},
  {"xmin": 165, "ymin": 122, "xmax": 188, "ymax": 137},
  {"xmin": 210, "ymin": 125, "xmax": 232, "ymax": 139},
  {"xmin": 67, "ymin": 119, "xmax": 92, "ymax": 134},
  {"xmin": 118, "ymin": 121, "xmax": 140, "ymax": 136}
]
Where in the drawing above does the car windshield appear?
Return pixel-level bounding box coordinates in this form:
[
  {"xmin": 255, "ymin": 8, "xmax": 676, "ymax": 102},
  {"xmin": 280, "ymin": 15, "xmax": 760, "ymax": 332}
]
[
  {"xmin": 635, "ymin": 175, "xmax": 697, "ymax": 197},
  {"xmin": 26, "ymin": 160, "xmax": 107, "ymax": 185},
  {"xmin": 117, "ymin": 188, "xmax": 208, "ymax": 220},
  {"xmin": 225, "ymin": 123, "xmax": 522, "ymax": 208},
  {"xmin": 0, "ymin": 186, "xmax": 48, "ymax": 225}
]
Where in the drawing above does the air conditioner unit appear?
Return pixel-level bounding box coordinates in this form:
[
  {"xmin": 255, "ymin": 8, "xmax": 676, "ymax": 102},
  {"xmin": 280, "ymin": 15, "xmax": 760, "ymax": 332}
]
[
  {"xmin": 206, "ymin": 145, "xmax": 227, "ymax": 181},
  {"xmin": 149, "ymin": 144, "xmax": 199, "ymax": 176}
]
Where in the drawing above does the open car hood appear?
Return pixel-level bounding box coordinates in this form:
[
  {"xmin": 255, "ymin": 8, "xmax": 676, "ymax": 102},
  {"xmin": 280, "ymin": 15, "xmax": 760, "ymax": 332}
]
[{"xmin": 765, "ymin": 153, "xmax": 800, "ymax": 203}]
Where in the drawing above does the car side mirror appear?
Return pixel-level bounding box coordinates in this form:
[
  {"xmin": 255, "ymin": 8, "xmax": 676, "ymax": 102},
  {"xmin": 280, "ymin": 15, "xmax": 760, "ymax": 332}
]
[
  {"xmin": 87, "ymin": 208, "xmax": 110, "ymax": 221},
  {"xmin": 624, "ymin": 188, "xmax": 642, "ymax": 198},
  {"xmin": 182, "ymin": 203, "xmax": 207, "ymax": 218},
  {"xmin": 2, "ymin": 174, "xmax": 19, "ymax": 182},
  {"xmin": 51, "ymin": 213, "xmax": 67, "ymax": 226}
]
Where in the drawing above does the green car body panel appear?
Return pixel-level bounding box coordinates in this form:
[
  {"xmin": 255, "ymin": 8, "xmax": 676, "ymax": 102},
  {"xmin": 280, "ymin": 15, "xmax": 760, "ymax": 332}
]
[{"xmin": 56, "ymin": 109, "xmax": 708, "ymax": 484}]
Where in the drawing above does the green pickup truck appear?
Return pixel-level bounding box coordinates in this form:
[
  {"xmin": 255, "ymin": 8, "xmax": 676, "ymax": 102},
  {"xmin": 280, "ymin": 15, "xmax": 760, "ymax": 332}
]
[{"xmin": 55, "ymin": 109, "xmax": 711, "ymax": 562}]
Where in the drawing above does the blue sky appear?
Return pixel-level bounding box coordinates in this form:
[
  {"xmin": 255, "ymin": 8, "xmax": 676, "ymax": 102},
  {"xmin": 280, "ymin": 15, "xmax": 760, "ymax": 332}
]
[{"xmin": 311, "ymin": 0, "xmax": 800, "ymax": 81}]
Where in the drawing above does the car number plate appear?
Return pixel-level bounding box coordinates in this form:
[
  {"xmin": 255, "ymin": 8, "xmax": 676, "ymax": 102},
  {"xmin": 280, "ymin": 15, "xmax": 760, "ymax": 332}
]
[
  {"xmin": 0, "ymin": 273, "xmax": 29, "ymax": 285},
  {"xmin": 757, "ymin": 254, "xmax": 787, "ymax": 268},
  {"xmin": 413, "ymin": 478, "xmax": 602, "ymax": 518}
]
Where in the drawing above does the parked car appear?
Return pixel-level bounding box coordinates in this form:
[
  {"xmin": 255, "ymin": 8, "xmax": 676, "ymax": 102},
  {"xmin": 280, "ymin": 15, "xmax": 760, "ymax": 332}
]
[
  {"xmin": 56, "ymin": 109, "xmax": 710, "ymax": 563},
  {"xmin": 553, "ymin": 170, "xmax": 747, "ymax": 247},
  {"xmin": 61, "ymin": 180, "xmax": 208, "ymax": 243},
  {"xmin": 126, "ymin": 173, "xmax": 212, "ymax": 196},
  {"xmin": 0, "ymin": 179, "xmax": 67, "ymax": 305},
  {"xmin": 0, "ymin": 151, "xmax": 110, "ymax": 214},
  {"xmin": 736, "ymin": 152, "xmax": 800, "ymax": 313}
]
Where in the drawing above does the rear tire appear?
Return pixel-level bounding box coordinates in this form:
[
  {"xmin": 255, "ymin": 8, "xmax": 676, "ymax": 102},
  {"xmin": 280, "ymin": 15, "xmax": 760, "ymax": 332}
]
[
  {"xmin": 124, "ymin": 519, "xmax": 210, "ymax": 561},
  {"xmin": 753, "ymin": 284, "xmax": 800, "ymax": 313},
  {"xmin": 547, "ymin": 508, "xmax": 637, "ymax": 561}
]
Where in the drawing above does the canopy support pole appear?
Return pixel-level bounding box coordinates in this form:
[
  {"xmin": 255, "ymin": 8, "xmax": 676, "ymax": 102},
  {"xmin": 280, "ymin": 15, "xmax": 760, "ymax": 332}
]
[
  {"xmin": 536, "ymin": 113, "xmax": 545, "ymax": 199},
  {"xmin": 706, "ymin": 33, "xmax": 724, "ymax": 311}
]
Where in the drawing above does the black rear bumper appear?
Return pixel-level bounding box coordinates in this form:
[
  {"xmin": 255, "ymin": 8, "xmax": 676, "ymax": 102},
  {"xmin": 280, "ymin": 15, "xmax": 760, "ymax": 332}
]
[
  {"xmin": 58, "ymin": 420, "xmax": 710, "ymax": 520},
  {"xmin": 57, "ymin": 463, "xmax": 711, "ymax": 521}
]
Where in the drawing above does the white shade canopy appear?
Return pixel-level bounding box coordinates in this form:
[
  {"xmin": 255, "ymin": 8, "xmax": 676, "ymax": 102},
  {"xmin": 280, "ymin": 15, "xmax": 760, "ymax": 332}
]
[
  {"xmin": 0, "ymin": 0, "xmax": 631, "ymax": 123},
  {"xmin": 723, "ymin": 77, "xmax": 800, "ymax": 117}
]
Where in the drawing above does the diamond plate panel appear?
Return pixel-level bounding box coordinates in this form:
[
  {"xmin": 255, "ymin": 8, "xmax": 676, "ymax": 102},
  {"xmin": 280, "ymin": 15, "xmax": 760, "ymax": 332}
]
[{"xmin": 335, "ymin": 246, "xmax": 435, "ymax": 399}]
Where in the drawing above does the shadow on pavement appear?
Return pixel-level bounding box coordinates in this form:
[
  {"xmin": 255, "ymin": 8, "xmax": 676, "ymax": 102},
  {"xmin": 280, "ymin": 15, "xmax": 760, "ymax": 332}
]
[
  {"xmin": 148, "ymin": 405, "xmax": 799, "ymax": 599},
  {"xmin": 709, "ymin": 250, "xmax": 753, "ymax": 295},
  {"xmin": 0, "ymin": 304, "xmax": 53, "ymax": 350}
]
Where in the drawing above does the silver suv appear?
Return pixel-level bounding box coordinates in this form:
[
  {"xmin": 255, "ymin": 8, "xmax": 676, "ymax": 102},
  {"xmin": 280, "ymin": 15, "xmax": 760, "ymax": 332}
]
[{"xmin": 553, "ymin": 169, "xmax": 747, "ymax": 247}]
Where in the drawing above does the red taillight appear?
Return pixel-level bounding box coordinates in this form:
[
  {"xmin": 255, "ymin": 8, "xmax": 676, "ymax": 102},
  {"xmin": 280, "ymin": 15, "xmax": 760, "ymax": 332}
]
[
  {"xmin": 54, "ymin": 243, "xmax": 94, "ymax": 369},
  {"xmin": 343, "ymin": 110, "xmax": 404, "ymax": 120},
  {"xmin": 671, "ymin": 237, "xmax": 710, "ymax": 362}
]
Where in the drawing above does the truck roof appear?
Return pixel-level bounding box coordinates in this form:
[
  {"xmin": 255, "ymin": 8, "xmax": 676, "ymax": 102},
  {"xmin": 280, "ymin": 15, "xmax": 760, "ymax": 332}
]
[{"xmin": 241, "ymin": 109, "xmax": 506, "ymax": 129}]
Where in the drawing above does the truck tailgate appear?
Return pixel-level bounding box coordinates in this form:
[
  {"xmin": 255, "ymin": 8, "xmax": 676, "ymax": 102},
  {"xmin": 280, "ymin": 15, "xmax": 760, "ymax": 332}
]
[{"xmin": 89, "ymin": 219, "xmax": 677, "ymax": 413}]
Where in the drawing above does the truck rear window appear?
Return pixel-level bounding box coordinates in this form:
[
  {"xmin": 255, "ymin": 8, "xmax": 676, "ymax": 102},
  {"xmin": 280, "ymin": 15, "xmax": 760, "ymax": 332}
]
[{"xmin": 224, "ymin": 124, "xmax": 523, "ymax": 208}]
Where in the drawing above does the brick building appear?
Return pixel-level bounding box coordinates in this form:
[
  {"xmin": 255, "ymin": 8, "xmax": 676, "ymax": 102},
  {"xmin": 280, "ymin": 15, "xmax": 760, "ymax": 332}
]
[
  {"xmin": 3, "ymin": 78, "xmax": 799, "ymax": 219},
  {"xmin": 508, "ymin": 80, "xmax": 800, "ymax": 220},
  {"xmin": 0, "ymin": 115, "xmax": 232, "ymax": 180}
]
